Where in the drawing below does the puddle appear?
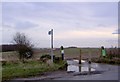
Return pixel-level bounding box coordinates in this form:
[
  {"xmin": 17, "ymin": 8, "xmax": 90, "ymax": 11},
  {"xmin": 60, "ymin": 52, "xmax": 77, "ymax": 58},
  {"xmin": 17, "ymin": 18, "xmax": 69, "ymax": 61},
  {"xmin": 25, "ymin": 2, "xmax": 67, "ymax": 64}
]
[
  {"xmin": 67, "ymin": 60, "xmax": 86, "ymax": 65},
  {"xmin": 67, "ymin": 60, "xmax": 95, "ymax": 73},
  {"xmin": 67, "ymin": 65, "xmax": 95, "ymax": 72}
]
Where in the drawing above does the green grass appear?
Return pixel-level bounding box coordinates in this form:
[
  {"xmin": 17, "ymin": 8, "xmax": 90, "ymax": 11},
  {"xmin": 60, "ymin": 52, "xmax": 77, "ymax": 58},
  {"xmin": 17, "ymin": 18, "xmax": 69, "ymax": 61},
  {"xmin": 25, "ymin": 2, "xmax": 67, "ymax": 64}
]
[
  {"xmin": 92, "ymin": 58, "xmax": 120, "ymax": 65},
  {"xmin": 92, "ymin": 47, "xmax": 120, "ymax": 65},
  {"xmin": 1, "ymin": 51, "xmax": 17, "ymax": 55},
  {"xmin": 2, "ymin": 60, "xmax": 67, "ymax": 81}
]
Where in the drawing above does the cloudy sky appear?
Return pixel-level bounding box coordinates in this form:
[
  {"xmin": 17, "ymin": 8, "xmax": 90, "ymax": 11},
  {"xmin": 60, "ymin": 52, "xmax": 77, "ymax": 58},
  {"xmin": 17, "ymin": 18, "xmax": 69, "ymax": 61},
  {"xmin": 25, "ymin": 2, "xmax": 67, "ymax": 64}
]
[{"xmin": 1, "ymin": 2, "xmax": 118, "ymax": 48}]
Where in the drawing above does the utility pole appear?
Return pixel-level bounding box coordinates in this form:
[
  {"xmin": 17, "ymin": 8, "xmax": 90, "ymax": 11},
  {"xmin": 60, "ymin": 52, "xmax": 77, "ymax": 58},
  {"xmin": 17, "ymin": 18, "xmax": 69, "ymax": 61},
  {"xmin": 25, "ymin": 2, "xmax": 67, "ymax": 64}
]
[{"xmin": 48, "ymin": 29, "xmax": 53, "ymax": 63}]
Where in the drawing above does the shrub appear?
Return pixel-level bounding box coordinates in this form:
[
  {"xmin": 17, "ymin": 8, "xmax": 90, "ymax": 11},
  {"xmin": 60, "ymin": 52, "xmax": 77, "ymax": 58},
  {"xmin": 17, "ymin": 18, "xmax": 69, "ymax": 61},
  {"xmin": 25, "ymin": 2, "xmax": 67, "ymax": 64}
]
[{"xmin": 13, "ymin": 32, "xmax": 34, "ymax": 62}]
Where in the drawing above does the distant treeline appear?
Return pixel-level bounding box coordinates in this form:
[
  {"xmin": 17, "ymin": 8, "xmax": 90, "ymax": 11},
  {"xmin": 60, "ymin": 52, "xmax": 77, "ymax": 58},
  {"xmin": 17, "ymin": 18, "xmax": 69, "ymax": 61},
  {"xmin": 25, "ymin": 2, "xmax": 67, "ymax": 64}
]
[
  {"xmin": 0, "ymin": 44, "xmax": 17, "ymax": 52},
  {"xmin": 67, "ymin": 46, "xmax": 77, "ymax": 48}
]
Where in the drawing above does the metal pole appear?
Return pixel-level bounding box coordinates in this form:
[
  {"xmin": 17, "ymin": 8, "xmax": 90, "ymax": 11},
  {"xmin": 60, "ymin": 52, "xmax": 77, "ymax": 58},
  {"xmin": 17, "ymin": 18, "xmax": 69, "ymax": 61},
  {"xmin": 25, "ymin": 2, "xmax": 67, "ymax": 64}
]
[{"xmin": 51, "ymin": 29, "xmax": 53, "ymax": 63}]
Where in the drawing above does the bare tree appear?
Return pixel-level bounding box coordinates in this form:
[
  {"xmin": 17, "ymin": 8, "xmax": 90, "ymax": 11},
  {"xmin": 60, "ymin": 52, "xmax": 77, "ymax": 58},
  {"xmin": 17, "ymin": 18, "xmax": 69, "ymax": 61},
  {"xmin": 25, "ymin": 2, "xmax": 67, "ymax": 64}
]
[{"xmin": 13, "ymin": 32, "xmax": 34, "ymax": 62}]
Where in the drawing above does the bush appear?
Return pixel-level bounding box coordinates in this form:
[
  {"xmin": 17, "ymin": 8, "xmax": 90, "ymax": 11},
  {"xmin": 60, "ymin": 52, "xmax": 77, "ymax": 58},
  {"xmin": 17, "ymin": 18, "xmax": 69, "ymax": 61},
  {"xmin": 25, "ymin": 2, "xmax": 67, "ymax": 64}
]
[
  {"xmin": 106, "ymin": 48, "xmax": 119, "ymax": 58},
  {"xmin": 40, "ymin": 54, "xmax": 63, "ymax": 63},
  {"xmin": 92, "ymin": 57, "xmax": 120, "ymax": 65},
  {"xmin": 13, "ymin": 32, "xmax": 34, "ymax": 62}
]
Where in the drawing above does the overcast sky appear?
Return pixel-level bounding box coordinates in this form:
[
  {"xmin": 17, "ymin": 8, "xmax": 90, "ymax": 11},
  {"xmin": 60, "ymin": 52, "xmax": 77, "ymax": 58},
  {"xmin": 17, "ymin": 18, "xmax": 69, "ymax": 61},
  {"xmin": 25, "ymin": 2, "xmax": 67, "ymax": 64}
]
[{"xmin": 1, "ymin": 2, "xmax": 118, "ymax": 48}]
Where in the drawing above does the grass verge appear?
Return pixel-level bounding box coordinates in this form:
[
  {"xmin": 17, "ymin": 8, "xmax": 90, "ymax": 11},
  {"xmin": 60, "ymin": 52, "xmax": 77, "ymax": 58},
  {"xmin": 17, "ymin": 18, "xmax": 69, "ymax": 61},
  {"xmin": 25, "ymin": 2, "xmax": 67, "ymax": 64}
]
[
  {"xmin": 1, "ymin": 51, "xmax": 17, "ymax": 55},
  {"xmin": 92, "ymin": 57, "xmax": 120, "ymax": 65},
  {"xmin": 2, "ymin": 60, "xmax": 67, "ymax": 81}
]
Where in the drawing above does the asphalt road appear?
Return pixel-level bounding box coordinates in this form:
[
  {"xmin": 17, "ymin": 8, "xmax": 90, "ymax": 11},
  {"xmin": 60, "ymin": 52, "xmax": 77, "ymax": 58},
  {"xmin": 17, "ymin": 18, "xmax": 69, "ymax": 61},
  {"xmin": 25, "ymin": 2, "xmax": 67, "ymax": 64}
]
[{"xmin": 12, "ymin": 60, "xmax": 119, "ymax": 81}]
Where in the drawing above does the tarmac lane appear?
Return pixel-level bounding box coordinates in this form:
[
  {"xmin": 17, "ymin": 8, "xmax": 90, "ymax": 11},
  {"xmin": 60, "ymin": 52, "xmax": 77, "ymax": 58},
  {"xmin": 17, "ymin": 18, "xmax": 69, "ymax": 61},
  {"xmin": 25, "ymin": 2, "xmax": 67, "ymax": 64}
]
[
  {"xmin": 53, "ymin": 64, "xmax": 119, "ymax": 80},
  {"xmin": 11, "ymin": 60, "xmax": 119, "ymax": 81}
]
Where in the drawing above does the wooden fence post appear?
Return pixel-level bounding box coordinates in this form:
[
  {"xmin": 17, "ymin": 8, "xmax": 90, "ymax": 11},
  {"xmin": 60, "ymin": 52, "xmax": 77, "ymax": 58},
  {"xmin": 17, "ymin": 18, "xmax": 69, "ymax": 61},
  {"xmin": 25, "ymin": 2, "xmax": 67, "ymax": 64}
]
[
  {"xmin": 88, "ymin": 63, "xmax": 91, "ymax": 75},
  {"xmin": 79, "ymin": 49, "xmax": 82, "ymax": 64},
  {"xmin": 88, "ymin": 48, "xmax": 91, "ymax": 64},
  {"xmin": 79, "ymin": 65, "xmax": 81, "ymax": 72}
]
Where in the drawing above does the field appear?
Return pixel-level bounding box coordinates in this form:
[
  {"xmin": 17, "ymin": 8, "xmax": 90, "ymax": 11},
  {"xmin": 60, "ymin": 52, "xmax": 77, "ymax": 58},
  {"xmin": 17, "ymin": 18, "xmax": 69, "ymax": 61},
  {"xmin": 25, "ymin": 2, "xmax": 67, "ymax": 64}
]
[
  {"xmin": 1, "ymin": 48, "xmax": 101, "ymax": 62},
  {"xmin": 1, "ymin": 48, "xmax": 100, "ymax": 81},
  {"xmin": 1, "ymin": 47, "xmax": 120, "ymax": 81},
  {"xmin": 1, "ymin": 47, "xmax": 120, "ymax": 64}
]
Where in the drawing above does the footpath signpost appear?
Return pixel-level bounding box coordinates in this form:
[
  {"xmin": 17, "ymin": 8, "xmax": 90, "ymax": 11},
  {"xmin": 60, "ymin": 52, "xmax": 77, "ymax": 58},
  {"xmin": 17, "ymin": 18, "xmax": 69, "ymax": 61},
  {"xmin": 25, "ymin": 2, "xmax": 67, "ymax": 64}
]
[{"xmin": 48, "ymin": 29, "xmax": 53, "ymax": 63}]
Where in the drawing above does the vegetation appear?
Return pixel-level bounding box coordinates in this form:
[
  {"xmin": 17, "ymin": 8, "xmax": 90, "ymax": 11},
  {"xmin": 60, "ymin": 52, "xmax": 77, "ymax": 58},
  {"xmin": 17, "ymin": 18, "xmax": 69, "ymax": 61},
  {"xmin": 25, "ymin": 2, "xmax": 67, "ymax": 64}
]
[
  {"xmin": 13, "ymin": 32, "xmax": 34, "ymax": 62},
  {"xmin": 105, "ymin": 48, "xmax": 119, "ymax": 58},
  {"xmin": 92, "ymin": 58, "xmax": 120, "ymax": 65},
  {"xmin": 2, "ymin": 47, "xmax": 120, "ymax": 81},
  {"xmin": 1, "ymin": 51, "xmax": 17, "ymax": 55},
  {"xmin": 0, "ymin": 45, "xmax": 17, "ymax": 52},
  {"xmin": 2, "ymin": 48, "xmax": 101, "ymax": 62},
  {"xmin": 2, "ymin": 59, "xmax": 67, "ymax": 81},
  {"xmin": 92, "ymin": 47, "xmax": 120, "ymax": 65}
]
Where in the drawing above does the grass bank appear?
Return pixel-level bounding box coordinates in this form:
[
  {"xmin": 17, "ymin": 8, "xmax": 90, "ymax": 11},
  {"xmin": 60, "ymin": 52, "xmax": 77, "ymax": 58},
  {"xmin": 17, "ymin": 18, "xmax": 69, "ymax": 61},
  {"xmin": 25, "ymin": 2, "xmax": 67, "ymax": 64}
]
[
  {"xmin": 92, "ymin": 58, "xmax": 120, "ymax": 65},
  {"xmin": 2, "ymin": 60, "xmax": 67, "ymax": 81}
]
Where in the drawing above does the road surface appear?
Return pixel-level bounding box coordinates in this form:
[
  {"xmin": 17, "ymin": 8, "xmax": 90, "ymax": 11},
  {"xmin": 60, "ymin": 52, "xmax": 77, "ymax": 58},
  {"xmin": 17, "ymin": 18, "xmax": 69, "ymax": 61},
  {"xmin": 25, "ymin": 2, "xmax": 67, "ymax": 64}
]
[{"xmin": 11, "ymin": 60, "xmax": 119, "ymax": 81}]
